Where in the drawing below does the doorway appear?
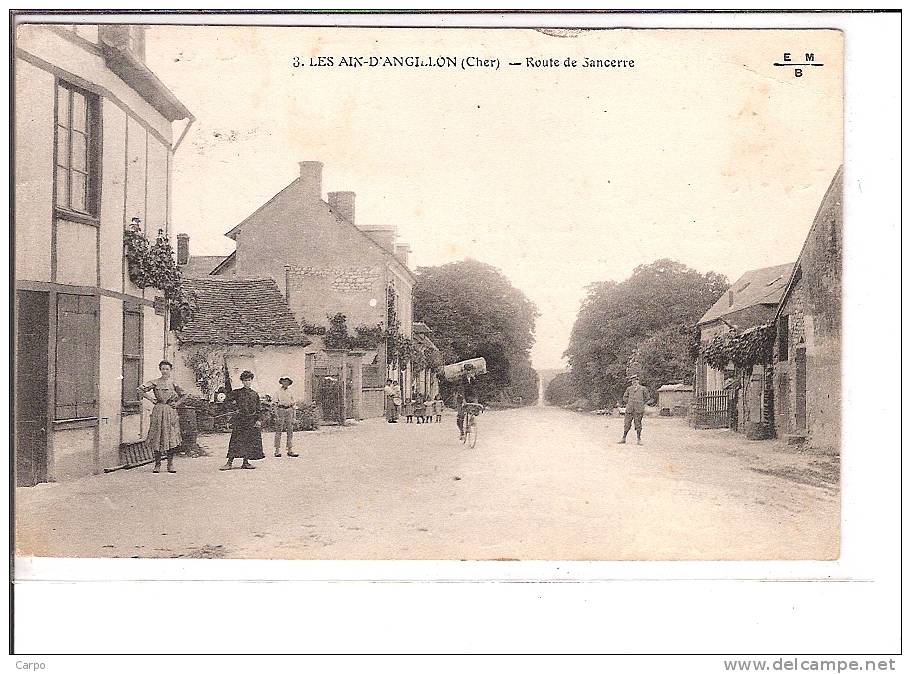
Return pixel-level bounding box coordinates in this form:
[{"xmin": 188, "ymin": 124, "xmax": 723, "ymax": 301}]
[
  {"xmin": 795, "ymin": 347, "xmax": 808, "ymax": 433},
  {"xmin": 15, "ymin": 290, "xmax": 50, "ymax": 486}
]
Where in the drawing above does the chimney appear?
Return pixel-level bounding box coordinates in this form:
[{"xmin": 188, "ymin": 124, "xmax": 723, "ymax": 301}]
[
  {"xmin": 298, "ymin": 161, "xmax": 323, "ymax": 200},
  {"xmin": 359, "ymin": 224, "xmax": 398, "ymax": 253},
  {"xmin": 177, "ymin": 233, "xmax": 189, "ymax": 265},
  {"xmin": 328, "ymin": 191, "xmax": 356, "ymax": 224},
  {"xmin": 728, "ymin": 289, "xmax": 734, "ymax": 307},
  {"xmin": 395, "ymin": 243, "xmax": 410, "ymax": 267}
]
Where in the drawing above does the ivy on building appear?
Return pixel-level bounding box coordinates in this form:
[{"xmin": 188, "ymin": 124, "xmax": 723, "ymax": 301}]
[
  {"xmin": 182, "ymin": 347, "xmax": 228, "ymax": 399},
  {"xmin": 124, "ymin": 218, "xmax": 196, "ymax": 330},
  {"xmin": 700, "ymin": 322, "xmax": 775, "ymax": 372}
]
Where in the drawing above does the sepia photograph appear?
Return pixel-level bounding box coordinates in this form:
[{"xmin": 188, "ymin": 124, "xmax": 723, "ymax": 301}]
[
  {"xmin": 10, "ymin": 8, "xmax": 903, "ymax": 660},
  {"xmin": 12, "ymin": 19, "xmax": 846, "ymax": 563}
]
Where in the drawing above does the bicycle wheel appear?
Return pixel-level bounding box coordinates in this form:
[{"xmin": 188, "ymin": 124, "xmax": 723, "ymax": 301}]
[{"xmin": 467, "ymin": 415, "xmax": 478, "ymax": 448}]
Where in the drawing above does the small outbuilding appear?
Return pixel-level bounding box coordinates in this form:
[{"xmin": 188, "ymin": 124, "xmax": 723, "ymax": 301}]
[
  {"xmin": 171, "ymin": 277, "xmax": 313, "ymax": 403},
  {"xmin": 657, "ymin": 383, "xmax": 693, "ymax": 416}
]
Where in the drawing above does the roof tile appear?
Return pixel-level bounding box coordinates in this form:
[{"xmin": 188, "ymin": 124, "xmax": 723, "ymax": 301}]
[{"xmin": 178, "ymin": 277, "xmax": 310, "ymax": 346}]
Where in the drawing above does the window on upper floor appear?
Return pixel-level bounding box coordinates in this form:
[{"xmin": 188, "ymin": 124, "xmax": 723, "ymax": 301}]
[{"xmin": 55, "ymin": 81, "xmax": 101, "ymax": 221}]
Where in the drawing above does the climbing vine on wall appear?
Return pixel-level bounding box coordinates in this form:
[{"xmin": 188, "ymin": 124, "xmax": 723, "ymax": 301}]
[
  {"xmin": 700, "ymin": 323, "xmax": 775, "ymax": 372},
  {"xmin": 123, "ymin": 218, "xmax": 196, "ymax": 330}
]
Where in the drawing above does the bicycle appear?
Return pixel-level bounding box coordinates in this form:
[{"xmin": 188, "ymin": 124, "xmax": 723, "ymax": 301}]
[{"xmin": 460, "ymin": 402, "xmax": 484, "ymax": 448}]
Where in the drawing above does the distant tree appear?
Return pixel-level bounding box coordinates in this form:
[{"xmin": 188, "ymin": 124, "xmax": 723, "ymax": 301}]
[
  {"xmin": 545, "ymin": 371, "xmax": 578, "ymax": 407},
  {"xmin": 504, "ymin": 362, "xmax": 540, "ymax": 405},
  {"xmin": 413, "ymin": 259, "xmax": 539, "ymax": 405},
  {"xmin": 564, "ymin": 259, "xmax": 727, "ymax": 406},
  {"xmin": 632, "ymin": 326, "xmax": 696, "ymax": 397}
]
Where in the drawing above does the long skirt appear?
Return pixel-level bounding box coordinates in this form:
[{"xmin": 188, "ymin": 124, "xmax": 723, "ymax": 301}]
[
  {"xmin": 228, "ymin": 423, "xmax": 265, "ymax": 461},
  {"xmin": 146, "ymin": 403, "xmax": 181, "ymax": 454},
  {"xmin": 385, "ymin": 399, "xmax": 400, "ymax": 422}
]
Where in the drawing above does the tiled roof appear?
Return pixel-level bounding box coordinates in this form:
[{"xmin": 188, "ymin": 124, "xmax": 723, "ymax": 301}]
[
  {"xmin": 179, "ymin": 255, "xmax": 229, "ymax": 279},
  {"xmin": 178, "ymin": 277, "xmax": 311, "ymax": 346},
  {"xmin": 699, "ymin": 262, "xmax": 795, "ymax": 325}
]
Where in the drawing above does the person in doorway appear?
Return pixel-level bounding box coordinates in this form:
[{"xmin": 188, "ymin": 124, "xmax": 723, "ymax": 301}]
[
  {"xmin": 220, "ymin": 371, "xmax": 266, "ymax": 470},
  {"xmin": 138, "ymin": 360, "xmax": 188, "ymax": 474},
  {"xmin": 273, "ymin": 376, "xmax": 299, "ymax": 458},
  {"xmin": 619, "ymin": 374, "xmax": 648, "ymax": 445}
]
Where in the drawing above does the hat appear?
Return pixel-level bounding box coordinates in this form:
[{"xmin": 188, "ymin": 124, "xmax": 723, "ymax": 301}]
[
  {"xmin": 279, "ymin": 377, "xmax": 293, "ymax": 385},
  {"xmin": 240, "ymin": 370, "xmax": 255, "ymax": 381},
  {"xmin": 629, "ymin": 374, "xmax": 639, "ymax": 380}
]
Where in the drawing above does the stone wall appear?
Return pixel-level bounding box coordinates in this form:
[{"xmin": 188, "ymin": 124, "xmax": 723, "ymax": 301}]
[{"xmin": 772, "ymin": 168, "xmax": 842, "ymax": 450}]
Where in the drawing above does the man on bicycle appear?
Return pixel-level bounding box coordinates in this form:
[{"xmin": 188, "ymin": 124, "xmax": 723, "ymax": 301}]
[{"xmin": 454, "ymin": 363, "xmax": 480, "ymax": 441}]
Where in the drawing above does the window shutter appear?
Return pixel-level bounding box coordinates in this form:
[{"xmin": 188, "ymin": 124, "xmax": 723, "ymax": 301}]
[{"xmin": 55, "ymin": 294, "xmax": 98, "ymax": 420}]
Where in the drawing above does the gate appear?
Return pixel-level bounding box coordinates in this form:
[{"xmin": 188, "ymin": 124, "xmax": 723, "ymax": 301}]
[
  {"xmin": 361, "ymin": 363, "xmax": 386, "ymax": 418},
  {"xmin": 692, "ymin": 390, "xmax": 730, "ymax": 429},
  {"xmin": 312, "ymin": 364, "xmax": 354, "ymax": 424}
]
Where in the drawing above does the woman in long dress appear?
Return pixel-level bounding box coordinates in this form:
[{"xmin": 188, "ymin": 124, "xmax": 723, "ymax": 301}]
[
  {"xmin": 220, "ymin": 370, "xmax": 266, "ymax": 470},
  {"xmin": 138, "ymin": 360, "xmax": 188, "ymax": 474}
]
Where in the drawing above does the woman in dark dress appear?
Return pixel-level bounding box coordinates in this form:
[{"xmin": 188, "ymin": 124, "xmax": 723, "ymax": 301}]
[{"xmin": 220, "ymin": 370, "xmax": 266, "ymax": 470}]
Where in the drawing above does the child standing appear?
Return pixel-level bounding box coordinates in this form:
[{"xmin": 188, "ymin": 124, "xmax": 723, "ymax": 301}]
[
  {"xmin": 434, "ymin": 394, "xmax": 444, "ymax": 423},
  {"xmin": 414, "ymin": 394, "xmax": 427, "ymax": 424},
  {"xmin": 403, "ymin": 397, "xmax": 414, "ymax": 423}
]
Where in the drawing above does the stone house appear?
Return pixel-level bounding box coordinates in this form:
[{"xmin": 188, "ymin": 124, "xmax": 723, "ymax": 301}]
[
  {"xmin": 772, "ymin": 167, "xmax": 843, "ymax": 449},
  {"xmin": 178, "ymin": 160, "xmax": 416, "ymax": 417},
  {"xmin": 694, "ymin": 262, "xmax": 793, "ymax": 431},
  {"xmin": 14, "ymin": 24, "xmax": 193, "ymax": 484}
]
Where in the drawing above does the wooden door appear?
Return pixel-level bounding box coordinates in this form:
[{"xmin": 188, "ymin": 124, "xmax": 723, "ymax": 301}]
[
  {"xmin": 778, "ymin": 370, "xmax": 791, "ymax": 434},
  {"xmin": 15, "ymin": 290, "xmax": 49, "ymax": 486},
  {"xmin": 795, "ymin": 347, "xmax": 807, "ymax": 432}
]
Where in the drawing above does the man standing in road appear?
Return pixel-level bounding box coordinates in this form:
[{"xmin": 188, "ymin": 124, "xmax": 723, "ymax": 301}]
[
  {"xmin": 273, "ymin": 376, "xmax": 299, "ymax": 458},
  {"xmin": 619, "ymin": 374, "xmax": 648, "ymax": 445}
]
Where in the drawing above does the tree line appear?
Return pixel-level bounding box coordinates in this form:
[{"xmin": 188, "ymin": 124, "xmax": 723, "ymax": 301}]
[
  {"xmin": 413, "ymin": 259, "xmax": 540, "ymax": 406},
  {"xmin": 550, "ymin": 259, "xmax": 728, "ymax": 409}
]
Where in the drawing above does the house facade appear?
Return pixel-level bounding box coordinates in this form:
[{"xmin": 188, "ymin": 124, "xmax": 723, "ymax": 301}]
[
  {"xmin": 14, "ymin": 24, "xmax": 192, "ymax": 485},
  {"xmin": 179, "ymin": 160, "xmax": 417, "ymax": 416},
  {"xmin": 694, "ymin": 262, "xmax": 793, "ymax": 431},
  {"xmin": 772, "ymin": 167, "xmax": 843, "ymax": 448}
]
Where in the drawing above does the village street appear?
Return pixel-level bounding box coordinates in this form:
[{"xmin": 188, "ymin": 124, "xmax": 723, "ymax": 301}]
[{"xmin": 15, "ymin": 407, "xmax": 839, "ymax": 561}]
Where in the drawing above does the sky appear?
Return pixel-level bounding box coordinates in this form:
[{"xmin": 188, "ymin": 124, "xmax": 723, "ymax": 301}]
[{"xmin": 146, "ymin": 26, "xmax": 842, "ymax": 370}]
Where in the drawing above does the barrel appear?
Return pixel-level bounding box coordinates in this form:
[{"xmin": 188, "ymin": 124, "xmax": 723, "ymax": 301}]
[{"xmin": 441, "ymin": 357, "xmax": 487, "ymax": 382}]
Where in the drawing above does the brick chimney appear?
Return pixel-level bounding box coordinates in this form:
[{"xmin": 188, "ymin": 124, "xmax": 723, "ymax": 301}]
[
  {"xmin": 177, "ymin": 233, "xmax": 189, "ymax": 265},
  {"xmin": 298, "ymin": 161, "xmax": 323, "ymax": 200},
  {"xmin": 358, "ymin": 224, "xmax": 398, "ymax": 253},
  {"xmin": 395, "ymin": 243, "xmax": 410, "ymax": 267},
  {"xmin": 328, "ymin": 191, "xmax": 356, "ymax": 224},
  {"xmin": 728, "ymin": 289, "xmax": 734, "ymax": 307}
]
